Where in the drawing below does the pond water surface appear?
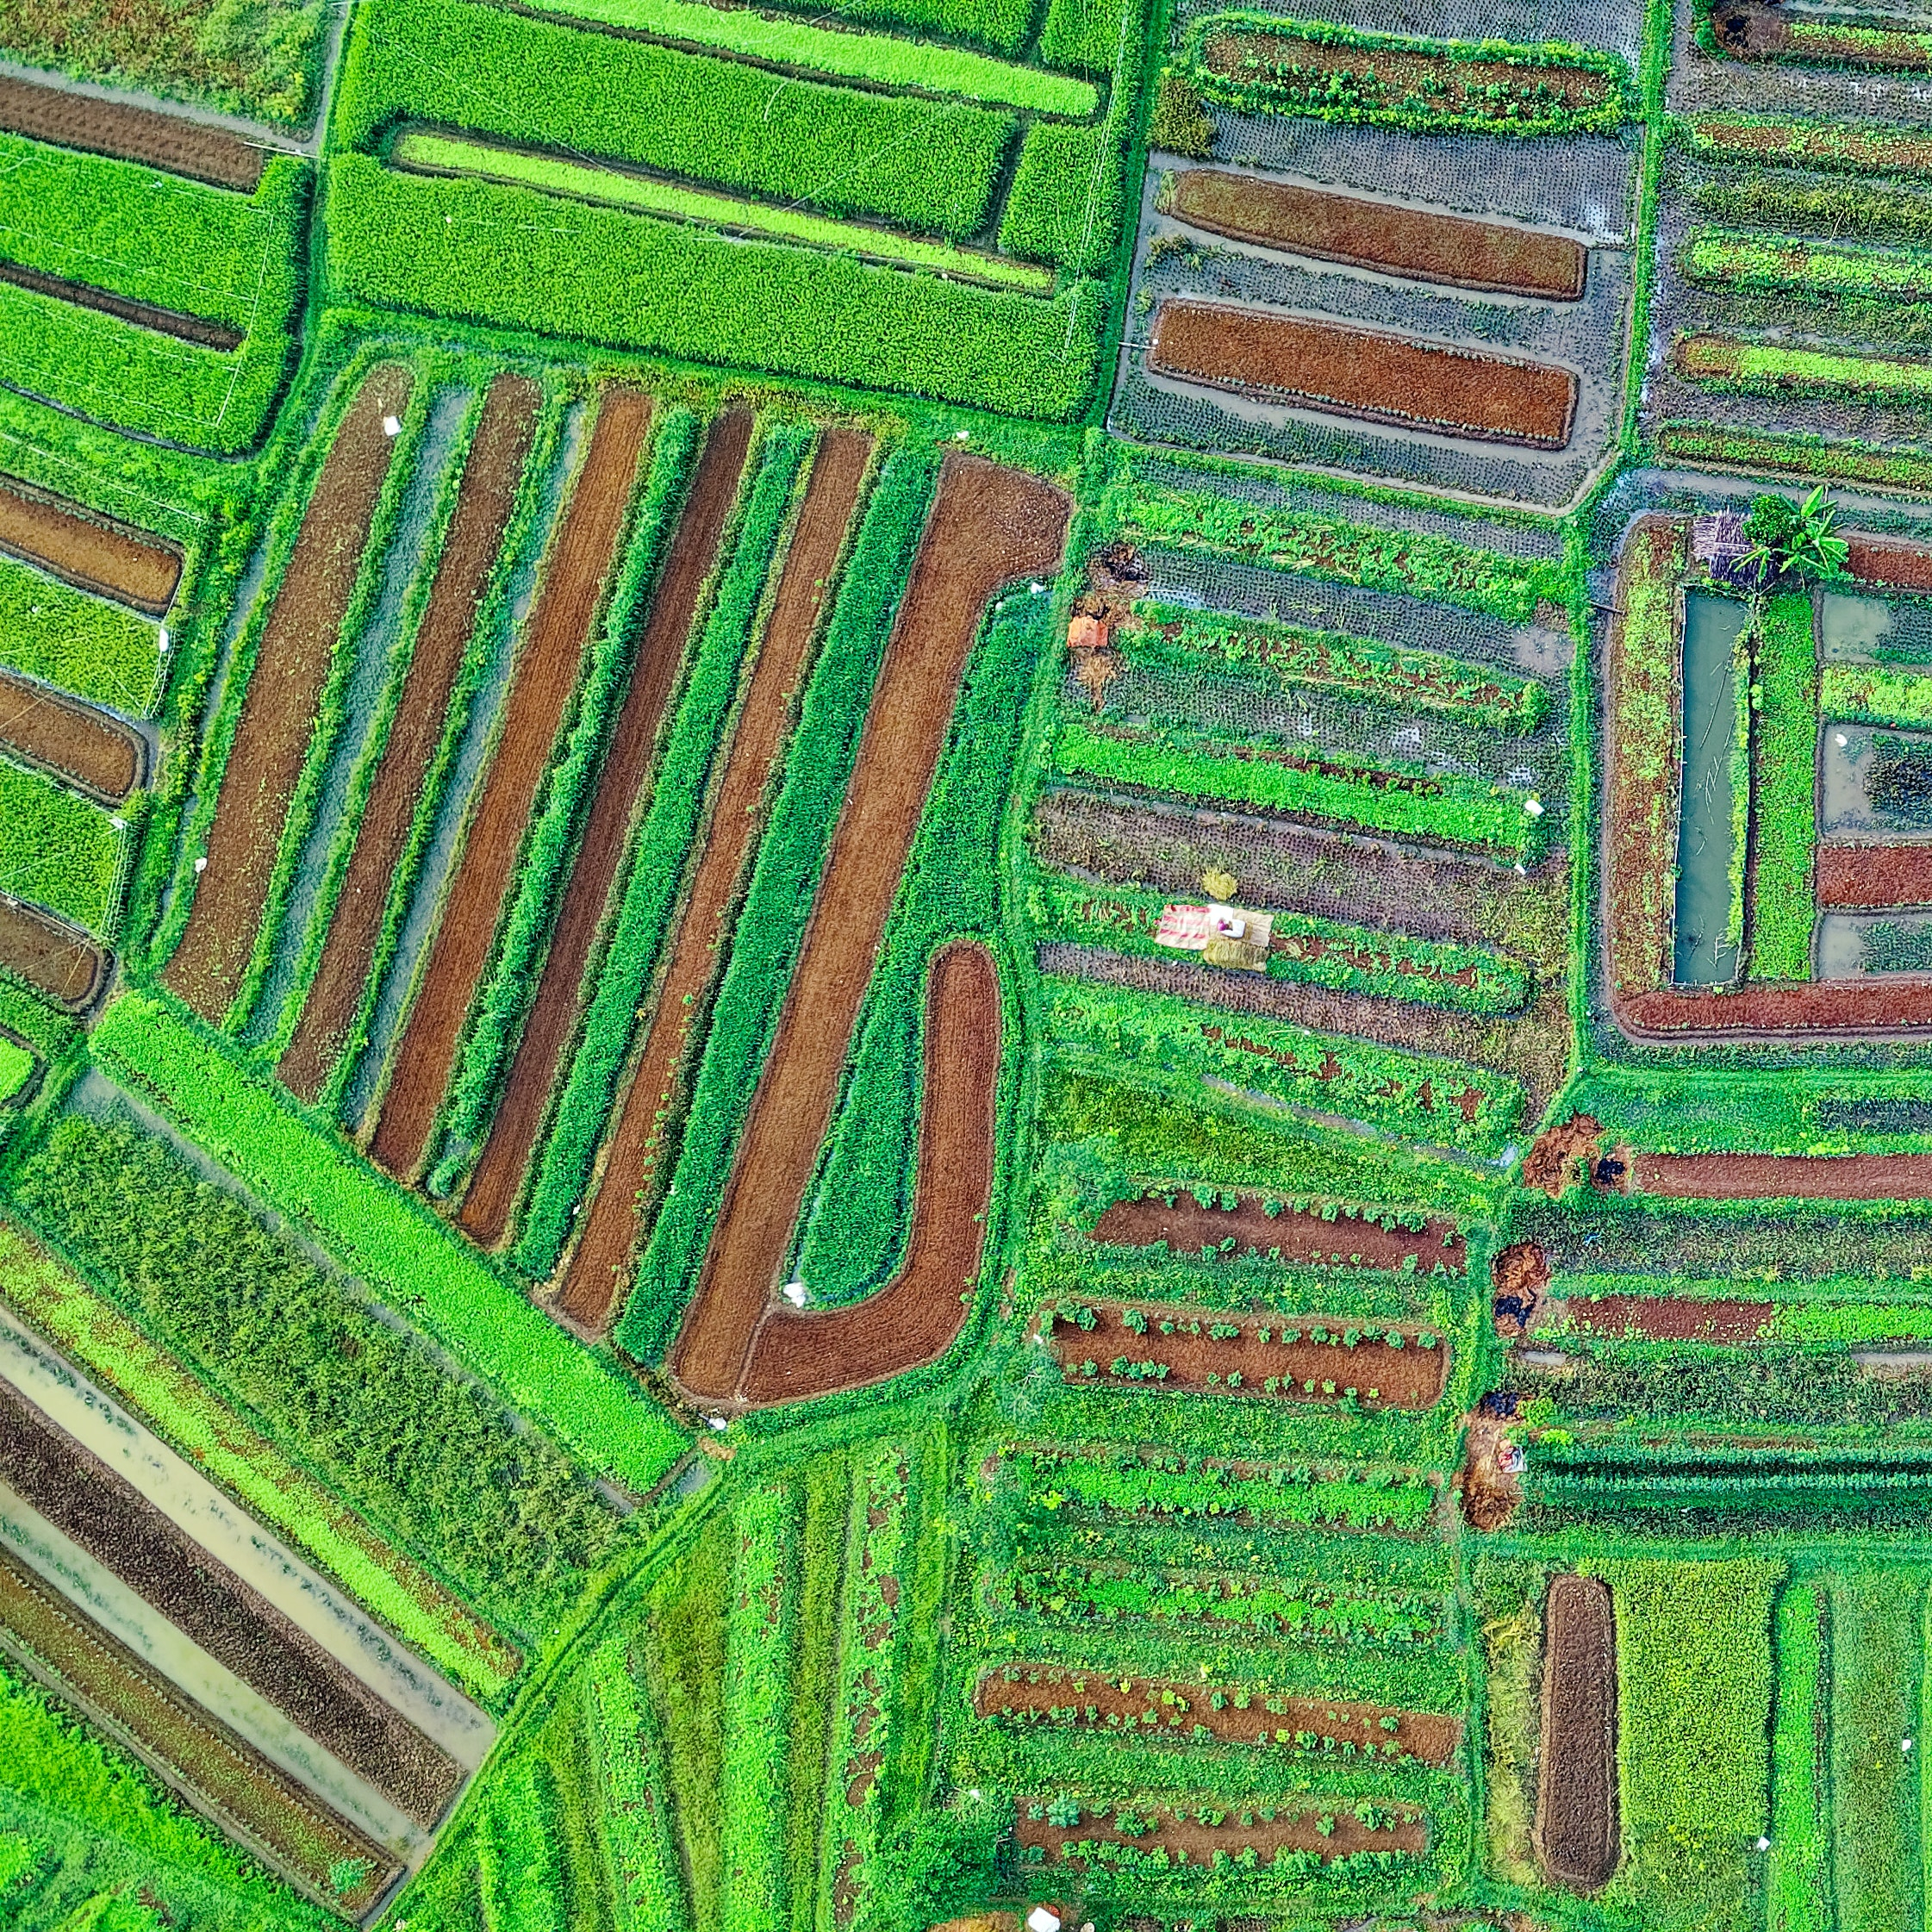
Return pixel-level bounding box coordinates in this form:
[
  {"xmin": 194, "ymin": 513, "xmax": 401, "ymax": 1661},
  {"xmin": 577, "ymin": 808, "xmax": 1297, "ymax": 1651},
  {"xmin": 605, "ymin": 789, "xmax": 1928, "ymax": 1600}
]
[{"xmin": 1673, "ymin": 591, "xmax": 1748, "ymax": 986}]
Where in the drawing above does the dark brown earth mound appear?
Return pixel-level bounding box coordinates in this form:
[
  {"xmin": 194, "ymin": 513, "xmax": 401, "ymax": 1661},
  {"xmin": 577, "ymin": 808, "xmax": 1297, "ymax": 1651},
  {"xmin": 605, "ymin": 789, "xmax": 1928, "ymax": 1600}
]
[{"xmin": 0, "ymin": 671, "xmax": 142, "ymax": 802}]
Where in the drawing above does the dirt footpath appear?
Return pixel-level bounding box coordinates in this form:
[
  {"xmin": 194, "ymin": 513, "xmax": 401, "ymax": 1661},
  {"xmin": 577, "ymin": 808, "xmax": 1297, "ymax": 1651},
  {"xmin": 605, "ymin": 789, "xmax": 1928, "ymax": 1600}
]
[
  {"xmin": 0, "ymin": 75, "xmax": 265, "ymax": 190},
  {"xmin": 165, "ymin": 365, "xmax": 412, "ymax": 1022},
  {"xmin": 0, "ymin": 672, "xmax": 142, "ymax": 802},
  {"xmin": 0, "ymin": 477, "xmax": 180, "ymax": 614},
  {"xmin": 370, "ymin": 388, "xmax": 652, "ymax": 1178},
  {"xmin": 553, "ymin": 428, "xmax": 872, "ymax": 1333},
  {"xmin": 0, "ymin": 898, "xmax": 106, "ymax": 1009},
  {"xmin": 1533, "ymin": 1574, "xmax": 1617, "ymax": 1891},
  {"xmin": 458, "ymin": 410, "xmax": 753, "ymax": 1247},
  {"xmin": 670, "ymin": 455, "xmax": 1069, "ymax": 1406}
]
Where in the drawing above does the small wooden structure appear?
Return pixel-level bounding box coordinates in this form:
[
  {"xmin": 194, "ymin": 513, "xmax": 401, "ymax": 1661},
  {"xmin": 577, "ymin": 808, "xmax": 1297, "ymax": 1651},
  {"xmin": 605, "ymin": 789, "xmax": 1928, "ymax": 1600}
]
[{"xmin": 1155, "ymin": 901, "xmax": 1274, "ymax": 971}]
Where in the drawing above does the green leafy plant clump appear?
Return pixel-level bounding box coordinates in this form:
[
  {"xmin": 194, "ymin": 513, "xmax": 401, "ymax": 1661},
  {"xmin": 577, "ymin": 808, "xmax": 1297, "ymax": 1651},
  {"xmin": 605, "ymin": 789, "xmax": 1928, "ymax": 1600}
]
[{"xmin": 0, "ymin": 556, "xmax": 161, "ymax": 716}]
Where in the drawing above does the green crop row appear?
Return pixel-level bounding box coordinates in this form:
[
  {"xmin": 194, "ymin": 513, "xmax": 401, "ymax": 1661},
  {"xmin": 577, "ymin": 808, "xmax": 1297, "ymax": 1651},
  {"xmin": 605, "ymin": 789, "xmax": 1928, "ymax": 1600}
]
[
  {"xmin": 479, "ymin": 1756, "xmax": 567, "ymax": 1932},
  {"xmin": 0, "ymin": 555, "xmax": 161, "ymax": 716},
  {"xmin": 1685, "ymin": 226, "xmax": 1932, "ymax": 306},
  {"xmin": 1684, "ymin": 111, "xmax": 1932, "ymax": 177},
  {"xmin": 1750, "ymin": 593, "xmax": 1817, "ymax": 982},
  {"xmin": 1830, "ymin": 1575, "xmax": 1918, "ymax": 1932},
  {"xmin": 1681, "ymin": 334, "xmax": 1932, "ymax": 404},
  {"xmin": 722, "ymin": 1481, "xmax": 797, "ymax": 1932},
  {"xmin": 1026, "ymin": 868, "xmax": 1531, "ymax": 1014},
  {"xmin": 1692, "ymin": 174, "xmax": 1932, "ymax": 251},
  {"xmin": 86, "ymin": 994, "xmax": 687, "ymax": 1494},
  {"xmin": 1132, "ymin": 600, "xmax": 1549, "ymax": 732},
  {"xmin": 1042, "ymin": 0, "xmax": 1131, "ymax": 74},
  {"xmin": 1655, "ymin": 421, "xmax": 1932, "ymax": 497},
  {"xmin": 1767, "ymin": 1582, "xmax": 1823, "ymax": 1932},
  {"xmin": 515, "ymin": 425, "xmax": 813, "ymax": 1272},
  {"xmin": 0, "ymin": 760, "xmax": 127, "ymax": 935},
  {"xmin": 583, "ymin": 1631, "xmax": 692, "ymax": 1932},
  {"xmin": 742, "ymin": 0, "xmax": 1036, "ymax": 54},
  {"xmin": 1053, "ymin": 718, "xmax": 1540, "ymax": 857},
  {"xmin": 1819, "ymin": 661, "xmax": 1932, "ymax": 728}
]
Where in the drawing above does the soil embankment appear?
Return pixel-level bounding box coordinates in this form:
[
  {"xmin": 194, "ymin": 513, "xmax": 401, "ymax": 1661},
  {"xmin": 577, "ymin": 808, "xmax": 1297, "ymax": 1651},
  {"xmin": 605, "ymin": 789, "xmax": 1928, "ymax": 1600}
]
[
  {"xmin": 553, "ymin": 427, "xmax": 872, "ymax": 1332},
  {"xmin": 165, "ymin": 366, "xmax": 413, "ymax": 1021},
  {"xmin": 458, "ymin": 409, "xmax": 753, "ymax": 1247},
  {"xmin": 0, "ymin": 259, "xmax": 242, "ymax": 348},
  {"xmin": 0, "ymin": 899, "xmax": 106, "ymax": 1008},
  {"xmin": 1533, "ymin": 1574, "xmax": 1617, "ymax": 1891},
  {"xmin": 0, "ymin": 477, "xmax": 180, "ymax": 613},
  {"xmin": 1148, "ymin": 300, "xmax": 1578, "ymax": 448},
  {"xmin": 0, "ymin": 76, "xmax": 265, "ymax": 190},
  {"xmin": 278, "ymin": 374, "xmax": 540, "ymax": 1102},
  {"xmin": 669, "ymin": 456, "xmax": 1069, "ymax": 1406},
  {"xmin": 1090, "ymin": 1187, "xmax": 1465, "ymax": 1272},
  {"xmin": 1631, "ymin": 1150, "xmax": 1932, "ymax": 1199},
  {"xmin": 0, "ymin": 671, "xmax": 142, "ymax": 802},
  {"xmin": 370, "ymin": 388, "xmax": 653, "ymax": 1177}
]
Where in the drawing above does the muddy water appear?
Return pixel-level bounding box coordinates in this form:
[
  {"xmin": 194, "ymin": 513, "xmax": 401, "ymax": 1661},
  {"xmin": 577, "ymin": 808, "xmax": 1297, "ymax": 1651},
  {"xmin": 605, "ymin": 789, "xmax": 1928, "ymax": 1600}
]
[
  {"xmin": 1673, "ymin": 591, "xmax": 1748, "ymax": 986},
  {"xmin": 1818, "ymin": 909, "xmax": 1932, "ymax": 977},
  {"xmin": 1820, "ymin": 723, "xmax": 1932, "ymax": 838},
  {"xmin": 1822, "ymin": 590, "xmax": 1932, "ymax": 665}
]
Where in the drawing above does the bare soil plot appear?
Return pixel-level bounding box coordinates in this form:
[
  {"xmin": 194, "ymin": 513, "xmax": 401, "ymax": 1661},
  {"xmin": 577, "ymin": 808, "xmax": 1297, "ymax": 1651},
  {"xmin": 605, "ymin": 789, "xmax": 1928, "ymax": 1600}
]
[
  {"xmin": 0, "ymin": 1544, "xmax": 397, "ymax": 1916},
  {"xmin": 1630, "ymin": 1150, "xmax": 1932, "ymax": 1199},
  {"xmin": 370, "ymin": 388, "xmax": 653, "ymax": 1179},
  {"xmin": 165, "ymin": 366, "xmax": 413, "ymax": 1022},
  {"xmin": 1089, "ymin": 1187, "xmax": 1465, "ymax": 1273},
  {"xmin": 1619, "ymin": 979, "xmax": 1932, "ymax": 1035},
  {"xmin": 1818, "ymin": 843, "xmax": 1932, "ymax": 907},
  {"xmin": 0, "ymin": 897, "xmax": 106, "ymax": 1008},
  {"xmin": 670, "ymin": 456, "xmax": 1069, "ymax": 1405},
  {"xmin": 553, "ymin": 428, "xmax": 872, "ymax": 1333},
  {"xmin": 458, "ymin": 409, "xmax": 753, "ymax": 1248},
  {"xmin": 1016, "ymin": 1794, "xmax": 1427, "ymax": 1867},
  {"xmin": 1148, "ymin": 300, "xmax": 1578, "ymax": 448},
  {"xmin": 278, "ymin": 375, "xmax": 540, "ymax": 1103},
  {"xmin": 0, "ymin": 76, "xmax": 265, "ymax": 190},
  {"xmin": 1558, "ymin": 1294, "xmax": 1774, "ymax": 1341},
  {"xmin": 0, "ymin": 258, "xmax": 242, "ymax": 349},
  {"xmin": 0, "ymin": 670, "xmax": 141, "ymax": 803},
  {"xmin": 0, "ymin": 1376, "xmax": 462, "ymax": 1828},
  {"xmin": 1846, "ymin": 533, "xmax": 1932, "ymax": 594},
  {"xmin": 0, "ymin": 476, "xmax": 180, "ymax": 614},
  {"xmin": 1162, "ymin": 171, "xmax": 1585, "ymax": 300},
  {"xmin": 1043, "ymin": 1299, "xmax": 1445, "ymax": 1408},
  {"xmin": 976, "ymin": 1662, "xmax": 1461, "ymax": 1765},
  {"xmin": 1533, "ymin": 1574, "xmax": 1617, "ymax": 1891}
]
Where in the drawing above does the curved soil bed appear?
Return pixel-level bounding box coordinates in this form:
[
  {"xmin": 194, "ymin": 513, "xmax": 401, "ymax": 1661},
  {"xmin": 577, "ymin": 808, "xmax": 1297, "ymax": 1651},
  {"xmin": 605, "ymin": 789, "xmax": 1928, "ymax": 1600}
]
[
  {"xmin": 1090, "ymin": 1187, "xmax": 1464, "ymax": 1273},
  {"xmin": 1016, "ymin": 1794, "xmax": 1427, "ymax": 1867},
  {"xmin": 553, "ymin": 428, "xmax": 873, "ymax": 1332},
  {"xmin": 737, "ymin": 940, "xmax": 1000, "ymax": 1406},
  {"xmin": 0, "ymin": 1376, "xmax": 460, "ymax": 1828},
  {"xmin": 0, "ymin": 1544, "xmax": 397, "ymax": 1915},
  {"xmin": 1163, "ymin": 169, "xmax": 1585, "ymax": 300},
  {"xmin": 1630, "ymin": 1150, "xmax": 1932, "ymax": 1199},
  {"xmin": 1818, "ymin": 843, "xmax": 1932, "ymax": 908},
  {"xmin": 165, "ymin": 365, "xmax": 413, "ymax": 1022},
  {"xmin": 0, "ymin": 76, "xmax": 265, "ymax": 191},
  {"xmin": 1555, "ymin": 1293, "xmax": 1774, "ymax": 1341},
  {"xmin": 0, "ymin": 670, "xmax": 142, "ymax": 803},
  {"xmin": 0, "ymin": 897, "xmax": 107, "ymax": 1008},
  {"xmin": 1533, "ymin": 1574, "xmax": 1617, "ymax": 1891},
  {"xmin": 458, "ymin": 409, "xmax": 753, "ymax": 1248},
  {"xmin": 369, "ymin": 388, "xmax": 653, "ymax": 1179},
  {"xmin": 670, "ymin": 455, "xmax": 1069, "ymax": 1405},
  {"xmin": 976, "ymin": 1662, "xmax": 1461, "ymax": 1766},
  {"xmin": 0, "ymin": 476, "xmax": 180, "ymax": 614},
  {"xmin": 0, "ymin": 258, "xmax": 241, "ymax": 349},
  {"xmin": 279, "ymin": 374, "xmax": 541, "ymax": 1102},
  {"xmin": 1148, "ymin": 299, "xmax": 1578, "ymax": 449}
]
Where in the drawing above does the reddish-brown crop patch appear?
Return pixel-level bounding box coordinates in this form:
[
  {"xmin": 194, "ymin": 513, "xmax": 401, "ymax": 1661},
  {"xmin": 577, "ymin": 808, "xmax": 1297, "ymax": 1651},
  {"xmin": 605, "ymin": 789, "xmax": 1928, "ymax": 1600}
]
[
  {"xmin": 1089, "ymin": 1187, "xmax": 1464, "ymax": 1273},
  {"xmin": 0, "ymin": 671, "xmax": 141, "ymax": 803},
  {"xmin": 1016, "ymin": 1794, "xmax": 1428, "ymax": 1867},
  {"xmin": 553, "ymin": 429, "xmax": 872, "ymax": 1333},
  {"xmin": 0, "ymin": 477, "xmax": 180, "ymax": 614},
  {"xmin": 0, "ymin": 75, "xmax": 265, "ymax": 191},
  {"xmin": 0, "ymin": 898, "xmax": 106, "ymax": 1009},
  {"xmin": 1846, "ymin": 532, "xmax": 1932, "ymax": 594},
  {"xmin": 1533, "ymin": 1574, "xmax": 1617, "ymax": 1891},
  {"xmin": 1162, "ymin": 169, "xmax": 1585, "ymax": 299},
  {"xmin": 1630, "ymin": 1150, "xmax": 1932, "ymax": 1199},
  {"xmin": 1818, "ymin": 843, "xmax": 1932, "ymax": 908},
  {"xmin": 670, "ymin": 457, "xmax": 1069, "ymax": 1406},
  {"xmin": 0, "ymin": 258, "xmax": 242, "ymax": 348},
  {"xmin": 1148, "ymin": 300, "xmax": 1578, "ymax": 449},
  {"xmin": 278, "ymin": 375, "xmax": 540, "ymax": 1102},
  {"xmin": 1558, "ymin": 1294, "xmax": 1774, "ymax": 1341},
  {"xmin": 1042, "ymin": 1298, "xmax": 1446, "ymax": 1408},
  {"xmin": 458, "ymin": 410, "xmax": 753, "ymax": 1248},
  {"xmin": 165, "ymin": 366, "xmax": 412, "ymax": 1023},
  {"xmin": 976, "ymin": 1662, "xmax": 1461, "ymax": 1766},
  {"xmin": 370, "ymin": 388, "xmax": 653, "ymax": 1177}
]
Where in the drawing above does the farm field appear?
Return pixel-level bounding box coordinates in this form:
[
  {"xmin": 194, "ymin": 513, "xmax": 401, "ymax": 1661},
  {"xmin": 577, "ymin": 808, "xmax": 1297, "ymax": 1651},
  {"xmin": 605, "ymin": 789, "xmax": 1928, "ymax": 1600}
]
[{"xmin": 15, "ymin": 0, "xmax": 1932, "ymax": 1928}]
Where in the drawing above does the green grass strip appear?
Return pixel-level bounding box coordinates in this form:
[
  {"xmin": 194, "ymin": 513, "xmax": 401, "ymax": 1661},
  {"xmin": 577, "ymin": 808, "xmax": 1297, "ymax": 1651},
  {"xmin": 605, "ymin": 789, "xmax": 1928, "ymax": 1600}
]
[
  {"xmin": 1690, "ymin": 336, "xmax": 1932, "ymax": 402},
  {"xmin": 1768, "ymin": 1583, "xmax": 1824, "ymax": 1932},
  {"xmin": 1685, "ymin": 112, "xmax": 1932, "ymax": 178},
  {"xmin": 1750, "ymin": 593, "xmax": 1817, "ymax": 982},
  {"xmin": 0, "ymin": 1219, "xmax": 522, "ymax": 1699},
  {"xmin": 508, "ymin": 0, "xmax": 1094, "ymax": 112},
  {"xmin": 1656, "ymin": 421, "xmax": 1932, "ymax": 496},
  {"xmin": 1833, "ymin": 1574, "xmax": 1923, "ymax": 1932},
  {"xmin": 0, "ymin": 557, "xmax": 159, "ymax": 716},
  {"xmin": 583, "ymin": 1631, "xmax": 691, "ymax": 1932},
  {"xmin": 88, "ymin": 993, "xmax": 688, "ymax": 1494},
  {"xmin": 720, "ymin": 1480, "xmax": 796, "ymax": 1932},
  {"xmin": 1821, "ymin": 662, "xmax": 1932, "ymax": 730},
  {"xmin": 390, "ymin": 131, "xmax": 1052, "ymax": 295},
  {"xmin": 0, "ymin": 763, "xmax": 126, "ymax": 935},
  {"xmin": 1686, "ymin": 227, "xmax": 1932, "ymax": 305}
]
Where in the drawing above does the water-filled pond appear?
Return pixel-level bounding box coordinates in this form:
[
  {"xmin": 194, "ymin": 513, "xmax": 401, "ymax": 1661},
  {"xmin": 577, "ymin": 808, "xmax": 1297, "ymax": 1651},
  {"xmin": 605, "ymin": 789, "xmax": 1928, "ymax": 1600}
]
[
  {"xmin": 1820, "ymin": 590, "xmax": 1932, "ymax": 666},
  {"xmin": 1673, "ymin": 591, "xmax": 1748, "ymax": 986},
  {"xmin": 1817, "ymin": 910, "xmax": 1932, "ymax": 978},
  {"xmin": 1819, "ymin": 722, "xmax": 1932, "ymax": 838}
]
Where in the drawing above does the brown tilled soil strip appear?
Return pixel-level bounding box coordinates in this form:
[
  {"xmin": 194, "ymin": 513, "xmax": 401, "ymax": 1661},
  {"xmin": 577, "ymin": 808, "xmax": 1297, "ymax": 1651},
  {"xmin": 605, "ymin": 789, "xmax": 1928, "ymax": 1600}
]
[
  {"xmin": 1149, "ymin": 300, "xmax": 1578, "ymax": 450},
  {"xmin": 0, "ymin": 670, "xmax": 141, "ymax": 803},
  {"xmin": 1818, "ymin": 843, "xmax": 1932, "ymax": 908},
  {"xmin": 1016, "ymin": 1797, "xmax": 1427, "ymax": 1866},
  {"xmin": 0, "ymin": 76, "xmax": 265, "ymax": 191},
  {"xmin": 1090, "ymin": 1188, "xmax": 1465, "ymax": 1273},
  {"xmin": 0, "ymin": 898, "xmax": 106, "ymax": 1009},
  {"xmin": 369, "ymin": 388, "xmax": 653, "ymax": 1179},
  {"xmin": 0, "ymin": 1377, "xmax": 461, "ymax": 1827},
  {"xmin": 1617, "ymin": 982, "xmax": 1932, "ymax": 1036},
  {"xmin": 554, "ymin": 428, "xmax": 872, "ymax": 1332},
  {"xmin": 669, "ymin": 457, "xmax": 1069, "ymax": 1405},
  {"xmin": 737, "ymin": 941, "xmax": 1000, "ymax": 1405},
  {"xmin": 976, "ymin": 1662, "xmax": 1461, "ymax": 1766},
  {"xmin": 0, "ymin": 258, "xmax": 242, "ymax": 348},
  {"xmin": 458, "ymin": 410, "xmax": 753, "ymax": 1248},
  {"xmin": 1533, "ymin": 1574, "xmax": 1617, "ymax": 1891},
  {"xmin": 1631, "ymin": 1150, "xmax": 1932, "ymax": 1199},
  {"xmin": 1847, "ymin": 532, "xmax": 1932, "ymax": 594},
  {"xmin": 0, "ymin": 476, "xmax": 180, "ymax": 614},
  {"xmin": 164, "ymin": 366, "xmax": 413, "ymax": 1021},
  {"xmin": 278, "ymin": 375, "xmax": 541, "ymax": 1103},
  {"xmin": 1557, "ymin": 1294, "xmax": 1774, "ymax": 1342},
  {"xmin": 0, "ymin": 1544, "xmax": 397, "ymax": 1913},
  {"xmin": 1165, "ymin": 170, "xmax": 1586, "ymax": 300}
]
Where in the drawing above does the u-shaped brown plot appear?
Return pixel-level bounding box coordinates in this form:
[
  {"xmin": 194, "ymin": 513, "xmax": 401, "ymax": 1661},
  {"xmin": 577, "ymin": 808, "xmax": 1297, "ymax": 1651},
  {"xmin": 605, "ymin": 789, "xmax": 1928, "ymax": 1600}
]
[{"xmin": 668, "ymin": 455, "xmax": 1069, "ymax": 1410}]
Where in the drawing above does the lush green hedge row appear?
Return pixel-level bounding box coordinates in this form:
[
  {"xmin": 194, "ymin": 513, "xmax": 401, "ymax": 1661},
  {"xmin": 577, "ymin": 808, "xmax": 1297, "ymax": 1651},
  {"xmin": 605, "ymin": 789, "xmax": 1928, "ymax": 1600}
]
[
  {"xmin": 1686, "ymin": 226, "xmax": 1932, "ymax": 306},
  {"xmin": 749, "ymin": 0, "xmax": 1035, "ymax": 53},
  {"xmin": 1040, "ymin": 0, "xmax": 1130, "ymax": 74},
  {"xmin": 87, "ymin": 993, "xmax": 688, "ymax": 1493},
  {"xmin": 1749, "ymin": 592, "xmax": 1817, "ymax": 982},
  {"xmin": 1681, "ymin": 111, "xmax": 1932, "ymax": 176},
  {"xmin": 0, "ymin": 554, "xmax": 160, "ymax": 715},
  {"xmin": 1767, "ymin": 1581, "xmax": 1824, "ymax": 1932},
  {"xmin": 1817, "ymin": 660, "xmax": 1932, "ymax": 728},
  {"xmin": 1044, "ymin": 977, "xmax": 1522, "ymax": 1154},
  {"xmin": 1692, "ymin": 174, "xmax": 1932, "ymax": 250},
  {"xmin": 515, "ymin": 425, "xmax": 813, "ymax": 1270},
  {"xmin": 615, "ymin": 450, "xmax": 938, "ymax": 1363}
]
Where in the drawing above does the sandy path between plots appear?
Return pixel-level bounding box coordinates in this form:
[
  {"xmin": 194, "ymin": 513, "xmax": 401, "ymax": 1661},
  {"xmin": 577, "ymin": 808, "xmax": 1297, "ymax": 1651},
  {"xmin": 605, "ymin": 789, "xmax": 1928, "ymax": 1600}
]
[{"xmin": 0, "ymin": 475, "xmax": 180, "ymax": 613}]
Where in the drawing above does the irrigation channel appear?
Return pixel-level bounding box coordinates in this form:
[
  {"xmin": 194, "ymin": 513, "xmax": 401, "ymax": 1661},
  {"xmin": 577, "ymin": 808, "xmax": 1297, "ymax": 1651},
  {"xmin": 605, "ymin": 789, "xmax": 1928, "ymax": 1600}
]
[{"xmin": 1673, "ymin": 590, "xmax": 1748, "ymax": 987}]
